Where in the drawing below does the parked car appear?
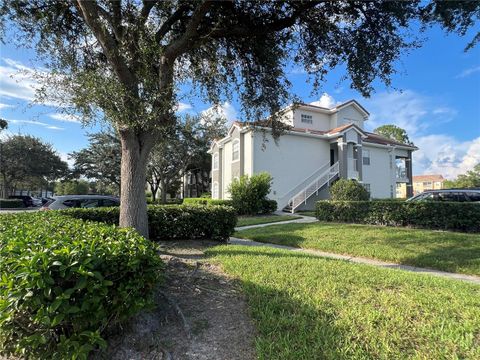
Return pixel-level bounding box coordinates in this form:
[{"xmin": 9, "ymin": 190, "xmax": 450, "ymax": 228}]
[
  {"xmin": 41, "ymin": 195, "xmax": 120, "ymax": 210},
  {"xmin": 8, "ymin": 195, "xmax": 39, "ymax": 207},
  {"xmin": 407, "ymin": 189, "xmax": 480, "ymax": 202}
]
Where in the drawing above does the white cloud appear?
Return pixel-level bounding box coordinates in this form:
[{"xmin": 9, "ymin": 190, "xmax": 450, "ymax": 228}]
[
  {"xmin": 455, "ymin": 65, "xmax": 480, "ymax": 79},
  {"xmin": 202, "ymin": 101, "xmax": 237, "ymax": 122},
  {"xmin": 59, "ymin": 152, "xmax": 75, "ymax": 168},
  {"xmin": 364, "ymin": 90, "xmax": 456, "ymax": 136},
  {"xmin": 176, "ymin": 102, "xmax": 193, "ymax": 113},
  {"xmin": 6, "ymin": 119, "xmax": 64, "ymax": 131},
  {"xmin": 0, "ymin": 103, "xmax": 14, "ymax": 110},
  {"xmin": 413, "ymin": 135, "xmax": 480, "ymax": 179},
  {"xmin": 310, "ymin": 93, "xmax": 339, "ymax": 109},
  {"xmin": 49, "ymin": 113, "xmax": 81, "ymax": 123}
]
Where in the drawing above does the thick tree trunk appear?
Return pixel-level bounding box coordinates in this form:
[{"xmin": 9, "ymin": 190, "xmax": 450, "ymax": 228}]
[
  {"xmin": 119, "ymin": 130, "xmax": 153, "ymax": 238},
  {"xmin": 160, "ymin": 180, "xmax": 168, "ymax": 204}
]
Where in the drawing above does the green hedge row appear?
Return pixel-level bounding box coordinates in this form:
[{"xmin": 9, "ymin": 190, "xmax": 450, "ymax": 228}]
[
  {"xmin": 0, "ymin": 212, "xmax": 163, "ymax": 359},
  {"xmin": 0, "ymin": 199, "xmax": 24, "ymax": 208},
  {"xmin": 61, "ymin": 204, "xmax": 237, "ymax": 241},
  {"xmin": 316, "ymin": 201, "xmax": 480, "ymax": 232},
  {"xmin": 182, "ymin": 197, "xmax": 233, "ymax": 206}
]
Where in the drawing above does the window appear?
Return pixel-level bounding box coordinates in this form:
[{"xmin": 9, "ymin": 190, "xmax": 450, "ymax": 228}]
[
  {"xmin": 423, "ymin": 181, "xmax": 432, "ymax": 187},
  {"xmin": 212, "ymin": 182, "xmax": 219, "ymax": 199},
  {"xmin": 102, "ymin": 199, "xmax": 120, "ymax": 207},
  {"xmin": 362, "ymin": 183, "xmax": 371, "ymax": 194},
  {"xmin": 213, "ymin": 152, "xmax": 219, "ymax": 170},
  {"xmin": 301, "ymin": 114, "xmax": 313, "ymax": 124},
  {"xmin": 232, "ymin": 139, "xmax": 240, "ymax": 162},
  {"xmin": 362, "ymin": 149, "xmax": 371, "ymax": 165},
  {"xmin": 466, "ymin": 192, "xmax": 480, "ymax": 202}
]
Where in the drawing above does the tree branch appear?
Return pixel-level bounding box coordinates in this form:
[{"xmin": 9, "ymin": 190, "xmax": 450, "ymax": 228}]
[
  {"xmin": 163, "ymin": 1, "xmax": 213, "ymax": 60},
  {"xmin": 74, "ymin": 0, "xmax": 137, "ymax": 92},
  {"xmin": 155, "ymin": 3, "xmax": 190, "ymax": 44},
  {"xmin": 140, "ymin": 0, "xmax": 157, "ymax": 24}
]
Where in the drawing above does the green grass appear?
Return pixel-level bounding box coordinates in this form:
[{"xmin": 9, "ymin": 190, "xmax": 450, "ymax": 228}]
[
  {"xmin": 208, "ymin": 245, "xmax": 480, "ymax": 360},
  {"xmin": 236, "ymin": 215, "xmax": 301, "ymax": 227},
  {"xmin": 296, "ymin": 210, "xmax": 316, "ymax": 217},
  {"xmin": 235, "ymin": 222, "xmax": 480, "ymax": 275}
]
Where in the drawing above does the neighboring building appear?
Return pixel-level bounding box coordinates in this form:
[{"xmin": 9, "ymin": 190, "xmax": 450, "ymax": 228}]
[
  {"xmin": 208, "ymin": 100, "xmax": 418, "ymax": 212},
  {"xmin": 412, "ymin": 175, "xmax": 446, "ymax": 195}
]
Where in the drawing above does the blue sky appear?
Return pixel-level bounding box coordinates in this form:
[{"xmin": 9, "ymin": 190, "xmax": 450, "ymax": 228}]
[{"xmin": 0, "ymin": 24, "xmax": 479, "ymax": 178}]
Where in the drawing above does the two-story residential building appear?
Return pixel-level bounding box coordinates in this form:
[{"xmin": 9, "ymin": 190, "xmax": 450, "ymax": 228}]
[
  {"xmin": 208, "ymin": 100, "xmax": 418, "ymax": 212},
  {"xmin": 412, "ymin": 174, "xmax": 446, "ymax": 195}
]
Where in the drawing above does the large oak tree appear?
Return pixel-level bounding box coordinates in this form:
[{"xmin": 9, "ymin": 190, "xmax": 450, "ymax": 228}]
[{"xmin": 1, "ymin": 1, "xmax": 478, "ymax": 237}]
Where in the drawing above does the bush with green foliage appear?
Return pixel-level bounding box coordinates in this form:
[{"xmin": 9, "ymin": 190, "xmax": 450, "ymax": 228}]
[
  {"xmin": 329, "ymin": 179, "xmax": 370, "ymax": 201},
  {"xmin": 316, "ymin": 200, "xmax": 480, "ymax": 232},
  {"xmin": 0, "ymin": 199, "xmax": 24, "ymax": 208},
  {"xmin": 260, "ymin": 199, "xmax": 278, "ymax": 214},
  {"xmin": 228, "ymin": 172, "xmax": 274, "ymax": 215},
  {"xmin": 183, "ymin": 197, "xmax": 232, "ymax": 206},
  {"xmin": 62, "ymin": 204, "xmax": 237, "ymax": 241},
  {"xmin": 0, "ymin": 212, "xmax": 163, "ymax": 359}
]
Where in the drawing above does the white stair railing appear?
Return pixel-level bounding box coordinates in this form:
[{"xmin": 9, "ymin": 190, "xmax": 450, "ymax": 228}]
[
  {"xmin": 277, "ymin": 162, "xmax": 332, "ymax": 210},
  {"xmin": 289, "ymin": 162, "xmax": 339, "ymax": 213}
]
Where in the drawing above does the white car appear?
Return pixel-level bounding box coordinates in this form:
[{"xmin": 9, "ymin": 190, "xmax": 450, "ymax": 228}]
[{"xmin": 41, "ymin": 195, "xmax": 120, "ymax": 210}]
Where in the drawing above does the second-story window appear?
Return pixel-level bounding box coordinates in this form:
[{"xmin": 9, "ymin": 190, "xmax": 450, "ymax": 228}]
[
  {"xmin": 363, "ymin": 149, "xmax": 371, "ymax": 165},
  {"xmin": 213, "ymin": 152, "xmax": 219, "ymax": 170},
  {"xmin": 301, "ymin": 114, "xmax": 313, "ymax": 124},
  {"xmin": 232, "ymin": 139, "xmax": 240, "ymax": 162}
]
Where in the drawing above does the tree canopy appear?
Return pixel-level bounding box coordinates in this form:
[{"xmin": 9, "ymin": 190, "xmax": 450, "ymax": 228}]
[
  {"xmin": 2, "ymin": 0, "xmax": 478, "ymax": 236},
  {"xmin": 0, "ymin": 135, "xmax": 68, "ymax": 197},
  {"xmin": 374, "ymin": 124, "xmax": 413, "ymax": 145},
  {"xmin": 444, "ymin": 164, "xmax": 480, "ymax": 189}
]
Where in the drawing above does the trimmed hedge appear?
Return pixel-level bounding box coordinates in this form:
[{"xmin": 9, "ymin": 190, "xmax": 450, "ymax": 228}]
[
  {"xmin": 182, "ymin": 197, "xmax": 233, "ymax": 206},
  {"xmin": 316, "ymin": 200, "xmax": 480, "ymax": 232},
  {"xmin": 61, "ymin": 204, "xmax": 237, "ymax": 241},
  {"xmin": 260, "ymin": 199, "xmax": 278, "ymax": 214},
  {"xmin": 0, "ymin": 199, "xmax": 24, "ymax": 208},
  {"xmin": 0, "ymin": 212, "xmax": 163, "ymax": 359}
]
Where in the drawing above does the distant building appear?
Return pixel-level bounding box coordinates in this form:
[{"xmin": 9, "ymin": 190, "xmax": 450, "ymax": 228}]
[{"xmin": 412, "ymin": 175, "xmax": 446, "ymax": 195}]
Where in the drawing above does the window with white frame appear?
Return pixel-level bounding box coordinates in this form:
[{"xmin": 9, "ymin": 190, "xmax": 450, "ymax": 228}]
[
  {"xmin": 212, "ymin": 182, "xmax": 219, "ymax": 199},
  {"xmin": 301, "ymin": 114, "xmax": 313, "ymax": 124},
  {"xmin": 213, "ymin": 152, "xmax": 219, "ymax": 170},
  {"xmin": 232, "ymin": 139, "xmax": 240, "ymax": 162},
  {"xmin": 363, "ymin": 149, "xmax": 371, "ymax": 165},
  {"xmin": 362, "ymin": 183, "xmax": 371, "ymax": 194}
]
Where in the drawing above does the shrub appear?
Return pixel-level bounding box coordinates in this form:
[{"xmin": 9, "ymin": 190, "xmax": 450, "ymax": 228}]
[
  {"xmin": 329, "ymin": 179, "xmax": 370, "ymax": 201},
  {"xmin": 0, "ymin": 199, "xmax": 24, "ymax": 208},
  {"xmin": 61, "ymin": 204, "xmax": 237, "ymax": 241},
  {"xmin": 316, "ymin": 200, "xmax": 480, "ymax": 232},
  {"xmin": 183, "ymin": 197, "xmax": 232, "ymax": 206},
  {"xmin": 260, "ymin": 199, "xmax": 278, "ymax": 214},
  {"xmin": 228, "ymin": 172, "xmax": 274, "ymax": 215},
  {"xmin": 0, "ymin": 212, "xmax": 163, "ymax": 359}
]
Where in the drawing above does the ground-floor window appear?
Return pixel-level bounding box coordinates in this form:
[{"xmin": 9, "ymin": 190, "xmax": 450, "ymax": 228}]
[{"xmin": 212, "ymin": 182, "xmax": 219, "ymax": 199}]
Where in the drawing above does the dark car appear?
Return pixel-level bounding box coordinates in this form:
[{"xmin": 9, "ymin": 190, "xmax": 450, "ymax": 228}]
[
  {"xmin": 407, "ymin": 189, "xmax": 480, "ymax": 202},
  {"xmin": 8, "ymin": 195, "xmax": 38, "ymax": 207}
]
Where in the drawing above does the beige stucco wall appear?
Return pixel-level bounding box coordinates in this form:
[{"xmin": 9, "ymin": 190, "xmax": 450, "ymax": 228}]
[
  {"xmin": 252, "ymin": 131, "xmax": 330, "ymax": 204},
  {"xmin": 362, "ymin": 145, "xmax": 395, "ymax": 198},
  {"xmin": 292, "ymin": 109, "xmax": 331, "ymax": 131},
  {"xmin": 335, "ymin": 106, "xmax": 365, "ymax": 129}
]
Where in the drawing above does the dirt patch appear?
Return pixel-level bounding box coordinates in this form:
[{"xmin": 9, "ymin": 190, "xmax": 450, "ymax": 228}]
[{"xmin": 94, "ymin": 240, "xmax": 257, "ymax": 360}]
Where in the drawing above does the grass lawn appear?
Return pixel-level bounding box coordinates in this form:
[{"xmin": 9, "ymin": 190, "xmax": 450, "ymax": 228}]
[
  {"xmin": 235, "ymin": 222, "xmax": 480, "ymax": 276},
  {"xmin": 236, "ymin": 214, "xmax": 301, "ymax": 227},
  {"xmin": 296, "ymin": 210, "xmax": 316, "ymax": 217},
  {"xmin": 208, "ymin": 245, "xmax": 480, "ymax": 359}
]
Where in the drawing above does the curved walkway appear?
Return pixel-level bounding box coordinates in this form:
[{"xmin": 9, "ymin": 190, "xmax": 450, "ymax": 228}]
[{"xmin": 231, "ymin": 216, "xmax": 480, "ymax": 285}]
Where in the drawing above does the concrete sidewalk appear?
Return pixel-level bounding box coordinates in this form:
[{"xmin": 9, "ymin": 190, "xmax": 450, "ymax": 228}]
[
  {"xmin": 229, "ymin": 237, "xmax": 480, "ymax": 285},
  {"xmin": 235, "ymin": 214, "xmax": 317, "ymax": 231}
]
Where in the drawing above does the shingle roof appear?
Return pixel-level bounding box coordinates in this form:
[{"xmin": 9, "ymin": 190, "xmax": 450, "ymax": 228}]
[
  {"xmin": 363, "ymin": 132, "xmax": 417, "ymax": 149},
  {"xmin": 413, "ymin": 175, "xmax": 445, "ymax": 182}
]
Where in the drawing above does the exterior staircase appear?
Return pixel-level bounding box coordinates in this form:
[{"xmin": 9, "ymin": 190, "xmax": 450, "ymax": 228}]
[{"xmin": 280, "ymin": 162, "xmax": 339, "ymax": 213}]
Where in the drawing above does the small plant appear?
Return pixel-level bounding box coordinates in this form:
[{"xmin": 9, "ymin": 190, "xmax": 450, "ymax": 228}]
[
  {"xmin": 228, "ymin": 172, "xmax": 274, "ymax": 215},
  {"xmin": 329, "ymin": 179, "xmax": 370, "ymax": 201}
]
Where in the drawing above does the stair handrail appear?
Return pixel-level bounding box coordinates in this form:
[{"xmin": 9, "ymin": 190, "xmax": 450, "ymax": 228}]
[
  {"xmin": 277, "ymin": 161, "xmax": 331, "ymax": 208},
  {"xmin": 290, "ymin": 162, "xmax": 339, "ymax": 212}
]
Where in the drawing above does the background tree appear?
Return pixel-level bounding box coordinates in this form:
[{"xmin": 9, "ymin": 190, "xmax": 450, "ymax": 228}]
[
  {"xmin": 0, "ymin": 135, "xmax": 68, "ymax": 197},
  {"xmin": 2, "ymin": 1, "xmax": 478, "ymax": 237},
  {"xmin": 70, "ymin": 131, "xmax": 121, "ymax": 195},
  {"xmin": 444, "ymin": 164, "xmax": 480, "ymax": 189},
  {"xmin": 0, "ymin": 118, "xmax": 7, "ymax": 132},
  {"xmin": 54, "ymin": 180, "xmax": 90, "ymax": 195},
  {"xmin": 374, "ymin": 125, "xmax": 414, "ymax": 145}
]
